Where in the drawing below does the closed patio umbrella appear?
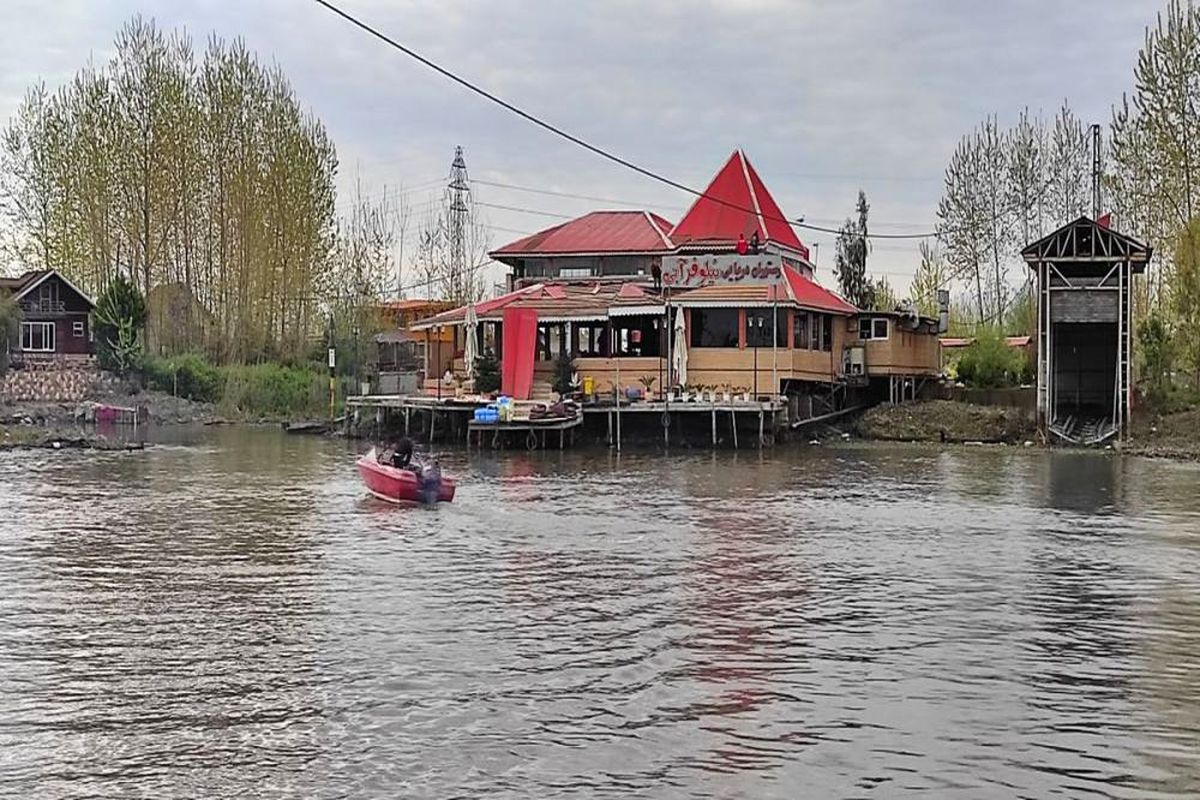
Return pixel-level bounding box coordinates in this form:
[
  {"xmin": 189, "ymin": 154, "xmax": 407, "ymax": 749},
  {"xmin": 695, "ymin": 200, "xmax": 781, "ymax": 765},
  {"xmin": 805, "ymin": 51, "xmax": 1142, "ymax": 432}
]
[
  {"xmin": 672, "ymin": 308, "xmax": 687, "ymax": 389},
  {"xmin": 464, "ymin": 304, "xmax": 478, "ymax": 381}
]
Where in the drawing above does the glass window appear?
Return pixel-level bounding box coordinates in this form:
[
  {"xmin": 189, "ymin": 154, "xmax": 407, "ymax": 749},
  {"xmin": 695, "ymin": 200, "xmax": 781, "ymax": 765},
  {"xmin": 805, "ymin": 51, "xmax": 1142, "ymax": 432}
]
[
  {"xmin": 537, "ymin": 324, "xmax": 566, "ymax": 361},
  {"xmin": 21, "ymin": 321, "xmax": 55, "ymax": 352},
  {"xmin": 794, "ymin": 312, "xmax": 809, "ymax": 349},
  {"xmin": 73, "ymin": 321, "xmax": 85, "ymax": 337},
  {"xmin": 747, "ymin": 310, "xmax": 786, "ymax": 348},
  {"xmin": 858, "ymin": 317, "xmax": 890, "ymax": 340},
  {"xmin": 873, "ymin": 318, "xmax": 889, "ymax": 339},
  {"xmin": 612, "ymin": 317, "xmax": 662, "ymax": 357},
  {"xmin": 859, "ymin": 317, "xmax": 873, "ymax": 339},
  {"xmin": 811, "ymin": 314, "xmax": 822, "ymax": 350},
  {"xmin": 576, "ymin": 323, "xmax": 606, "ymax": 357},
  {"xmin": 822, "ymin": 316, "xmax": 833, "ymax": 352},
  {"xmin": 690, "ymin": 309, "xmax": 739, "ymax": 348}
]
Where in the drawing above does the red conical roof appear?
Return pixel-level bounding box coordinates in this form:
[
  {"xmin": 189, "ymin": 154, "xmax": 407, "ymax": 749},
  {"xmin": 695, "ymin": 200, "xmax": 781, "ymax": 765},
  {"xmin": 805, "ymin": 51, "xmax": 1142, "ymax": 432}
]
[{"xmin": 670, "ymin": 150, "xmax": 809, "ymax": 260}]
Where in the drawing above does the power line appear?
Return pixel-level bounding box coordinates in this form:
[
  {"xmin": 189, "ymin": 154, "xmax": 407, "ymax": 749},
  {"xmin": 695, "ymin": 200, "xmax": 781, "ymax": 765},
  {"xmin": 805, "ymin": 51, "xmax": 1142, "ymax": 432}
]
[{"xmin": 310, "ymin": 0, "xmax": 944, "ymax": 241}]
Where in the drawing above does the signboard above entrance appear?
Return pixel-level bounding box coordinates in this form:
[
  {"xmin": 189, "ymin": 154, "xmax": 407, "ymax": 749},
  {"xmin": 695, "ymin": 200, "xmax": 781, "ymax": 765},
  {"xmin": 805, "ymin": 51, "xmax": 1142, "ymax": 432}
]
[{"xmin": 660, "ymin": 255, "xmax": 782, "ymax": 289}]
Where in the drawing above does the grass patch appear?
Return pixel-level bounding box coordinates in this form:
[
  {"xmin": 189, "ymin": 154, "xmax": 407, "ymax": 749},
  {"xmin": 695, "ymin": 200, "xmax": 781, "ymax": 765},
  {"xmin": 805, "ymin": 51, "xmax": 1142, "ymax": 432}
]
[{"xmin": 144, "ymin": 355, "xmax": 328, "ymax": 420}]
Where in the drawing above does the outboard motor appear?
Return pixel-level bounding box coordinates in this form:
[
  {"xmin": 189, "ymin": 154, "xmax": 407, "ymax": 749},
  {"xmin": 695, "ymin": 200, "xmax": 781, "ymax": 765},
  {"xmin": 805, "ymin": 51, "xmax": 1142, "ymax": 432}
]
[{"xmin": 421, "ymin": 460, "xmax": 442, "ymax": 506}]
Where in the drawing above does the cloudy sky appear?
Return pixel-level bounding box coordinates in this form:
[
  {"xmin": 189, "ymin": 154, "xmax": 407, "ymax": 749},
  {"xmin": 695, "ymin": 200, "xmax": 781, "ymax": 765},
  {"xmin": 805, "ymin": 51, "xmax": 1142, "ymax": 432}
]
[{"xmin": 0, "ymin": 0, "xmax": 1165, "ymax": 293}]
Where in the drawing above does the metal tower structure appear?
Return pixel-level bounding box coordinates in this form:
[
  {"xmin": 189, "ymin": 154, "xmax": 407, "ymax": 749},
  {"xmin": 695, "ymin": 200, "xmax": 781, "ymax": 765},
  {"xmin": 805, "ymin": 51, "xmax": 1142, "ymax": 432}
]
[{"xmin": 448, "ymin": 146, "xmax": 470, "ymax": 301}]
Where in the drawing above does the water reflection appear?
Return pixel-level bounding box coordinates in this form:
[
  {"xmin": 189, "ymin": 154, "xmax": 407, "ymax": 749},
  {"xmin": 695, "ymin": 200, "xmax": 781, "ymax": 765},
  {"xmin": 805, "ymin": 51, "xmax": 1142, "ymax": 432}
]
[{"xmin": 1, "ymin": 432, "xmax": 1199, "ymax": 798}]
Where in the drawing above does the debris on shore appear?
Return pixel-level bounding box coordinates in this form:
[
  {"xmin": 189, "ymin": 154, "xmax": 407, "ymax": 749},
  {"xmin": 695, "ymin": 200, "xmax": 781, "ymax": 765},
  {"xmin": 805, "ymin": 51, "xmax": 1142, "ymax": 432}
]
[
  {"xmin": 857, "ymin": 400, "xmax": 1035, "ymax": 445},
  {"xmin": 1129, "ymin": 407, "xmax": 1200, "ymax": 461},
  {"xmin": 0, "ymin": 425, "xmax": 144, "ymax": 451}
]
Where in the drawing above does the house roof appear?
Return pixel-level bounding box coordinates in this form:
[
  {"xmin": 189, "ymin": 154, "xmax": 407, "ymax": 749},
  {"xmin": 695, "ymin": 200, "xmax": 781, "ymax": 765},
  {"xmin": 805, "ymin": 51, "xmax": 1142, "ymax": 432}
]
[
  {"xmin": 1020, "ymin": 215, "xmax": 1151, "ymax": 270},
  {"xmin": 412, "ymin": 281, "xmax": 660, "ymax": 329},
  {"xmin": 0, "ymin": 269, "xmax": 95, "ymax": 307},
  {"xmin": 782, "ymin": 266, "xmax": 859, "ymax": 315},
  {"xmin": 670, "ymin": 150, "xmax": 810, "ymax": 261},
  {"xmin": 940, "ymin": 335, "xmax": 1032, "ymax": 349},
  {"xmin": 380, "ymin": 298, "xmax": 454, "ymax": 313},
  {"xmin": 0, "ymin": 270, "xmax": 48, "ymax": 295},
  {"xmin": 490, "ymin": 210, "xmax": 675, "ymax": 259}
]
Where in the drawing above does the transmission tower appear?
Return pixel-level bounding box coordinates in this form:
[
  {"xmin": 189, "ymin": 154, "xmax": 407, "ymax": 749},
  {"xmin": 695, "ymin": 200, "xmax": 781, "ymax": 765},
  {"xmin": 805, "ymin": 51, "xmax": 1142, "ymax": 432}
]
[{"xmin": 448, "ymin": 146, "xmax": 470, "ymax": 301}]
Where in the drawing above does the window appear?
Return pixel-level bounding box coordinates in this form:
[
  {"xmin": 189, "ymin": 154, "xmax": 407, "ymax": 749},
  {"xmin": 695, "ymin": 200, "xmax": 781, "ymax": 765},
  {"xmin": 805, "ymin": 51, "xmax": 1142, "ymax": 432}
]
[
  {"xmin": 559, "ymin": 267, "xmax": 594, "ymax": 279},
  {"xmin": 794, "ymin": 312, "xmax": 810, "ymax": 349},
  {"xmin": 822, "ymin": 316, "xmax": 833, "ymax": 352},
  {"xmin": 576, "ymin": 323, "xmax": 606, "ymax": 357},
  {"xmin": 21, "ymin": 321, "xmax": 55, "ymax": 352},
  {"xmin": 810, "ymin": 314, "xmax": 822, "ymax": 350},
  {"xmin": 690, "ymin": 309, "xmax": 739, "ymax": 348},
  {"xmin": 612, "ymin": 317, "xmax": 662, "ymax": 357},
  {"xmin": 746, "ymin": 310, "xmax": 786, "ymax": 348},
  {"xmin": 536, "ymin": 324, "xmax": 566, "ymax": 361},
  {"xmin": 858, "ymin": 317, "xmax": 890, "ymax": 340},
  {"xmin": 72, "ymin": 321, "xmax": 85, "ymax": 338}
]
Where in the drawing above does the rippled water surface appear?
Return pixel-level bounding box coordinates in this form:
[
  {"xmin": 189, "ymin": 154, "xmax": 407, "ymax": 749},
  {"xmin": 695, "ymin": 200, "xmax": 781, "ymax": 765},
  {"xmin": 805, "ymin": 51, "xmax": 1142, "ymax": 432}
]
[{"xmin": 2, "ymin": 428, "xmax": 1200, "ymax": 798}]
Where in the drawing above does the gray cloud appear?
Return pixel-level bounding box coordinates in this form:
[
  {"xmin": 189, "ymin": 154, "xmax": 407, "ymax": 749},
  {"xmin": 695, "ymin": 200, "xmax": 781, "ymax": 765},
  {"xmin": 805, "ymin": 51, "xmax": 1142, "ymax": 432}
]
[{"xmin": 0, "ymin": 0, "xmax": 1166, "ymax": 290}]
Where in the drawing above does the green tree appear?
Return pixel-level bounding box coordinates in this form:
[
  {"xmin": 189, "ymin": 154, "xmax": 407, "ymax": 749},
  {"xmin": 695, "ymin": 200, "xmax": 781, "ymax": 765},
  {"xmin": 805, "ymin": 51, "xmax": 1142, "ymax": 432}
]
[
  {"xmin": 551, "ymin": 349, "xmax": 576, "ymax": 397},
  {"xmin": 1173, "ymin": 218, "xmax": 1200, "ymax": 385},
  {"xmin": 911, "ymin": 240, "xmax": 950, "ymax": 318},
  {"xmin": 834, "ymin": 190, "xmax": 873, "ymax": 309},
  {"xmin": 93, "ymin": 273, "xmax": 147, "ymax": 375},
  {"xmin": 474, "ymin": 349, "xmax": 500, "ymax": 394},
  {"xmin": 872, "ymin": 276, "xmax": 897, "ymax": 311},
  {"xmin": 1137, "ymin": 310, "xmax": 1174, "ymax": 391},
  {"xmin": 956, "ymin": 327, "xmax": 1028, "ymax": 388},
  {"xmin": 0, "ymin": 290, "xmax": 20, "ymax": 375}
]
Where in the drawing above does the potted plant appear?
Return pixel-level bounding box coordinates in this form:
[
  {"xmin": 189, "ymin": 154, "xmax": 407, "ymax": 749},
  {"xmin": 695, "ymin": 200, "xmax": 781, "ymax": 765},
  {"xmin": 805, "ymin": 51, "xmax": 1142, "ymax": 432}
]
[
  {"xmin": 474, "ymin": 350, "xmax": 501, "ymax": 397},
  {"xmin": 736, "ymin": 385, "xmax": 751, "ymax": 402},
  {"xmin": 680, "ymin": 383, "xmax": 692, "ymax": 402},
  {"xmin": 667, "ymin": 384, "xmax": 678, "ymax": 403},
  {"xmin": 638, "ymin": 375, "xmax": 656, "ymax": 402},
  {"xmin": 721, "ymin": 383, "xmax": 732, "ymax": 404}
]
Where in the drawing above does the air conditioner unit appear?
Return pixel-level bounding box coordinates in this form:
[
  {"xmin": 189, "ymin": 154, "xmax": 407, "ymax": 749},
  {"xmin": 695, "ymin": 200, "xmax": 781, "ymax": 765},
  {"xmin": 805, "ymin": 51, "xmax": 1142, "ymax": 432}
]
[{"xmin": 847, "ymin": 345, "xmax": 866, "ymax": 376}]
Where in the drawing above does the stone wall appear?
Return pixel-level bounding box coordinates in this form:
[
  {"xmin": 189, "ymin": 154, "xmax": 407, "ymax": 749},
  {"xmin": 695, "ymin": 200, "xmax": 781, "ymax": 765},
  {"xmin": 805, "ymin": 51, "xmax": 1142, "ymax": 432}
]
[{"xmin": 1, "ymin": 359, "xmax": 110, "ymax": 403}]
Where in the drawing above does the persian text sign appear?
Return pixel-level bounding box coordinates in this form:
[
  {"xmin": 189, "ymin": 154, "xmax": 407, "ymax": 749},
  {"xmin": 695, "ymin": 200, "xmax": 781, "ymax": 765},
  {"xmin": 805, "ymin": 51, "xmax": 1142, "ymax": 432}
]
[{"xmin": 660, "ymin": 255, "xmax": 782, "ymax": 289}]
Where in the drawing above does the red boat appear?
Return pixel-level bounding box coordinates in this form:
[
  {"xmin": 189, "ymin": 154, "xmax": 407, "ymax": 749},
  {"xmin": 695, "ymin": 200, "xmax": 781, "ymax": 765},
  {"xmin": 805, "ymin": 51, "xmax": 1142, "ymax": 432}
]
[{"xmin": 356, "ymin": 448, "xmax": 456, "ymax": 504}]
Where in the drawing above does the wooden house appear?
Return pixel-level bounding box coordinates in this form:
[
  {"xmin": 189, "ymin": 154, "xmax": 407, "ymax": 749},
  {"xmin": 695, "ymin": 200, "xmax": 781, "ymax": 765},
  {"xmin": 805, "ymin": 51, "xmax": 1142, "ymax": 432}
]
[{"xmin": 0, "ymin": 270, "xmax": 95, "ymax": 362}]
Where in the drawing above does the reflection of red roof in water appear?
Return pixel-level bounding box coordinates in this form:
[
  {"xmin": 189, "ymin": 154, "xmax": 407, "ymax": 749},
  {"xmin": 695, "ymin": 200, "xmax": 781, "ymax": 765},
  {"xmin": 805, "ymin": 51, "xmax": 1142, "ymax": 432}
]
[{"xmin": 671, "ymin": 150, "xmax": 810, "ymax": 260}]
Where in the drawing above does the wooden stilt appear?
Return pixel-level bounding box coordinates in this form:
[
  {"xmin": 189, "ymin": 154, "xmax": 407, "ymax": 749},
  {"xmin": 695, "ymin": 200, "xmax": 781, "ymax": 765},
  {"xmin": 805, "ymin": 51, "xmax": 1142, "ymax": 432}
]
[
  {"xmin": 405, "ymin": 407, "xmax": 410, "ymax": 435},
  {"xmin": 428, "ymin": 408, "xmax": 435, "ymax": 440},
  {"xmin": 758, "ymin": 409, "xmax": 764, "ymax": 448},
  {"xmin": 607, "ymin": 410, "xmax": 612, "ymax": 447},
  {"xmin": 731, "ymin": 409, "xmax": 738, "ymax": 449},
  {"xmin": 711, "ymin": 407, "xmax": 717, "ymax": 446}
]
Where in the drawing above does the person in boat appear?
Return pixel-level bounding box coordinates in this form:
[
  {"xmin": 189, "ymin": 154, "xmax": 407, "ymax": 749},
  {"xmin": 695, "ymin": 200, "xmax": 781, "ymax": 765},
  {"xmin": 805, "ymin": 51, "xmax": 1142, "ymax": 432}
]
[{"xmin": 390, "ymin": 436, "xmax": 414, "ymax": 469}]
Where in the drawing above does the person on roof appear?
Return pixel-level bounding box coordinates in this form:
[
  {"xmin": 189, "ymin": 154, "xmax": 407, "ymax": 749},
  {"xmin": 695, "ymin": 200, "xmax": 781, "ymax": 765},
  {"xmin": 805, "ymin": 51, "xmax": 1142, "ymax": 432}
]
[
  {"xmin": 749, "ymin": 231, "xmax": 761, "ymax": 254},
  {"xmin": 736, "ymin": 232, "xmax": 748, "ymax": 255}
]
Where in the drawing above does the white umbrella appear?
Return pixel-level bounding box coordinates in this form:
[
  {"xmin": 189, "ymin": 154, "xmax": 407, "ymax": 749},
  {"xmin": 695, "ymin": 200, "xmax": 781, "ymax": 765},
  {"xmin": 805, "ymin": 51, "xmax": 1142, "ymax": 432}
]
[
  {"xmin": 464, "ymin": 304, "xmax": 478, "ymax": 381},
  {"xmin": 671, "ymin": 308, "xmax": 687, "ymax": 389}
]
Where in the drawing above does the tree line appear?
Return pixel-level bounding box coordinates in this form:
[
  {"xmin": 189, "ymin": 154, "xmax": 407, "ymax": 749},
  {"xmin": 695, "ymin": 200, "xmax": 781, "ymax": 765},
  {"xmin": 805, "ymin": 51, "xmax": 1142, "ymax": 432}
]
[
  {"xmin": 0, "ymin": 15, "xmax": 493, "ymax": 368},
  {"xmin": 932, "ymin": 0, "xmax": 1200, "ymax": 386}
]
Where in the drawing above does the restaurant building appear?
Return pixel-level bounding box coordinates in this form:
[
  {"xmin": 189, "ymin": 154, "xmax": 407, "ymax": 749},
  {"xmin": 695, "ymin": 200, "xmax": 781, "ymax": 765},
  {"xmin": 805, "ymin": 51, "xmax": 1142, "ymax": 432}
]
[{"xmin": 412, "ymin": 151, "xmax": 941, "ymax": 411}]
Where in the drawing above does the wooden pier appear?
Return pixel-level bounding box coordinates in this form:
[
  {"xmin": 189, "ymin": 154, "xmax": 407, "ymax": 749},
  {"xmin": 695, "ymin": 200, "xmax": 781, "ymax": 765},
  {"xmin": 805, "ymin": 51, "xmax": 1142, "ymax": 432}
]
[{"xmin": 345, "ymin": 394, "xmax": 790, "ymax": 450}]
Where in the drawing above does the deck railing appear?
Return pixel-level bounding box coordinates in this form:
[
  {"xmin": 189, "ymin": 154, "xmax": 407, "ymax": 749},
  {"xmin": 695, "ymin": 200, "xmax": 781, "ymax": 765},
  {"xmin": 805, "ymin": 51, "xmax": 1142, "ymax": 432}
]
[{"xmin": 20, "ymin": 299, "xmax": 67, "ymax": 314}]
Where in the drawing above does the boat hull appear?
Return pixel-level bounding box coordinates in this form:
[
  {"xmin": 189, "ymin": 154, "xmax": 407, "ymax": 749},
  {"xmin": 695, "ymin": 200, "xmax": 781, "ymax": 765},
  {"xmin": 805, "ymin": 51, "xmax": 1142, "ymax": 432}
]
[{"xmin": 356, "ymin": 453, "xmax": 456, "ymax": 504}]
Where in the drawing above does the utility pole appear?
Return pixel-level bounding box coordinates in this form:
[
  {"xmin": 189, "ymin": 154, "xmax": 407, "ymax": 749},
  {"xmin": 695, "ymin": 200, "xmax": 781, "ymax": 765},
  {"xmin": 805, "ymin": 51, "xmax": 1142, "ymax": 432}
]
[
  {"xmin": 1091, "ymin": 123, "xmax": 1102, "ymax": 220},
  {"xmin": 448, "ymin": 146, "xmax": 470, "ymax": 303}
]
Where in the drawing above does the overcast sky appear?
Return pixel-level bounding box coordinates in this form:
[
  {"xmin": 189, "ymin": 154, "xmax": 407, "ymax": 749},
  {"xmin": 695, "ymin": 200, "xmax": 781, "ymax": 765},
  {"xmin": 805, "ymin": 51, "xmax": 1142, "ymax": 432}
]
[{"xmin": 0, "ymin": 0, "xmax": 1166, "ymax": 293}]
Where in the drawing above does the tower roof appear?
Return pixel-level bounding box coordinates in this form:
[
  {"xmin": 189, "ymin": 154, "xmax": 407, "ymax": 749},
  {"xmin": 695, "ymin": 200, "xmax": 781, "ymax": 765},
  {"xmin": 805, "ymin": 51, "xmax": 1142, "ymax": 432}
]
[{"xmin": 670, "ymin": 150, "xmax": 809, "ymax": 261}]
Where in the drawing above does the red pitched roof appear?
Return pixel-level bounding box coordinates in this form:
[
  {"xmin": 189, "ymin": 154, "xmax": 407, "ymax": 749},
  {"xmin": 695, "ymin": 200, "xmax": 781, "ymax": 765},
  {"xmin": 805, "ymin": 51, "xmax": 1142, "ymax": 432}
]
[
  {"xmin": 783, "ymin": 266, "xmax": 858, "ymax": 315},
  {"xmin": 671, "ymin": 150, "xmax": 810, "ymax": 261},
  {"xmin": 490, "ymin": 210, "xmax": 674, "ymax": 257}
]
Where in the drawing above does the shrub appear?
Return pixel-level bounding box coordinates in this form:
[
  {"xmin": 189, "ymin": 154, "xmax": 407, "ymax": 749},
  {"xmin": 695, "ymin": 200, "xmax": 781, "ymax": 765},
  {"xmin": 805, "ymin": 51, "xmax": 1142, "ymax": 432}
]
[
  {"xmin": 0, "ymin": 289, "xmax": 19, "ymax": 376},
  {"xmin": 551, "ymin": 350, "xmax": 576, "ymax": 396},
  {"xmin": 474, "ymin": 349, "xmax": 500, "ymax": 394},
  {"xmin": 145, "ymin": 353, "xmax": 225, "ymax": 402},
  {"xmin": 219, "ymin": 363, "xmax": 326, "ymax": 419},
  {"xmin": 956, "ymin": 328, "xmax": 1028, "ymax": 389}
]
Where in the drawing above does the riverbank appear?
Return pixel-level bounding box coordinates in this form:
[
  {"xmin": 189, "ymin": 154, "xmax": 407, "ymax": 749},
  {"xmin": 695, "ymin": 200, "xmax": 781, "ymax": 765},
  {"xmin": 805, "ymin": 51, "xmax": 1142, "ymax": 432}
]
[
  {"xmin": 856, "ymin": 400, "xmax": 1036, "ymax": 444},
  {"xmin": 0, "ymin": 424, "xmax": 144, "ymax": 451},
  {"xmin": 1128, "ymin": 407, "xmax": 1200, "ymax": 461}
]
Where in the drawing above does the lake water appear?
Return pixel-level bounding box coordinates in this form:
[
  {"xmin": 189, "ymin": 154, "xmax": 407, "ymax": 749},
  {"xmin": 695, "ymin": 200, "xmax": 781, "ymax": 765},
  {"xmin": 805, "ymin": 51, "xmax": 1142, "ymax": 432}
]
[{"xmin": 1, "ymin": 428, "xmax": 1199, "ymax": 798}]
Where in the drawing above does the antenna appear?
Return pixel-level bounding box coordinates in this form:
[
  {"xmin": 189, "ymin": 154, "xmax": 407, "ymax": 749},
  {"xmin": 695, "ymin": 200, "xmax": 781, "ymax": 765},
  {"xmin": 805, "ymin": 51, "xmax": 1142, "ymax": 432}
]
[{"xmin": 1091, "ymin": 123, "xmax": 1102, "ymax": 219}]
